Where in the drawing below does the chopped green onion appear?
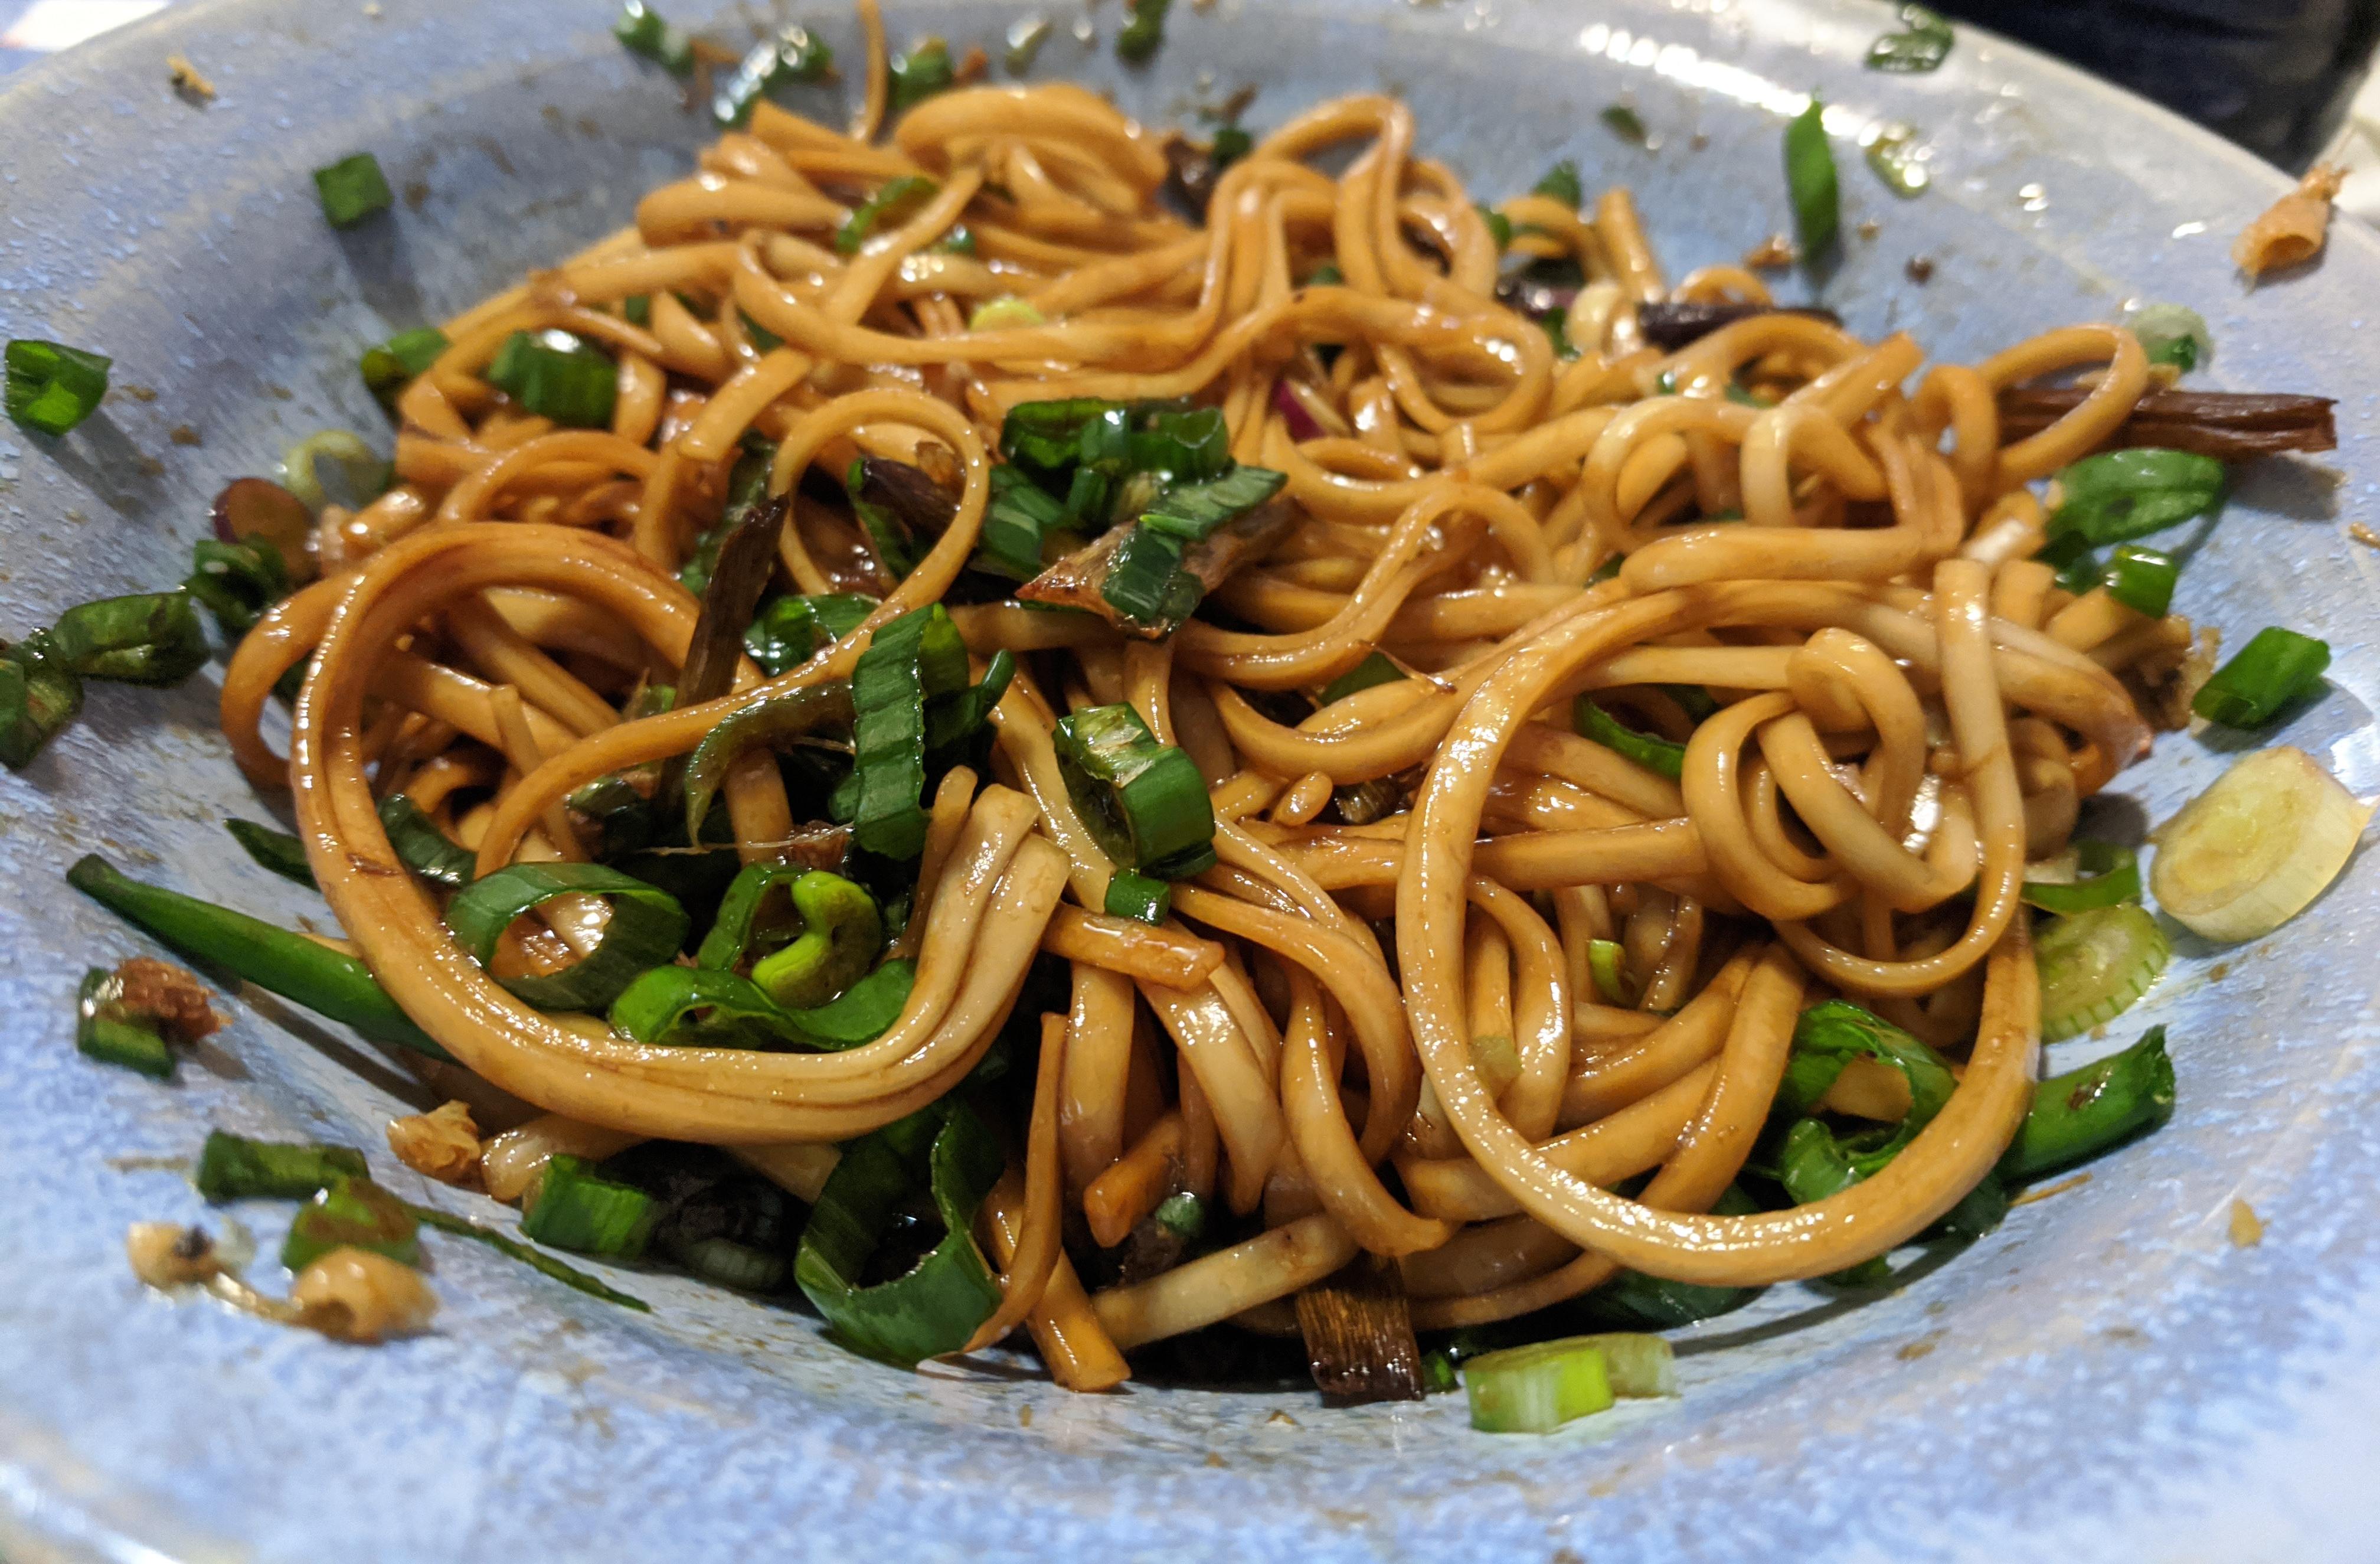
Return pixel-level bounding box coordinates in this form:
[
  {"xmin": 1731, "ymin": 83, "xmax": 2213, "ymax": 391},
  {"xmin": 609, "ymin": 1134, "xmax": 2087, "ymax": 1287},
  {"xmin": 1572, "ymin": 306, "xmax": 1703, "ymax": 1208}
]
[
  {"xmin": 784, "ymin": 958, "xmax": 914, "ymax": 1048},
  {"xmin": 1771, "ymin": 1000, "xmax": 1959, "ymax": 1201},
  {"xmin": 1115, "ymin": 0, "xmax": 1169, "ymax": 63},
  {"xmin": 404, "ymin": 1199, "xmax": 648, "ymax": 1309},
  {"xmin": 360, "ymin": 327, "xmax": 449, "ymax": 407},
  {"xmin": 1005, "ymin": 15, "xmax": 1054, "ymax": 73},
  {"xmin": 43, "ymin": 593, "xmax": 207, "ymax": 687},
  {"xmin": 312, "ymin": 152, "xmax": 394, "ymax": 230},
  {"xmin": 793, "ymin": 1101, "xmax": 1004, "ymax": 1364},
  {"xmin": 680, "ymin": 680, "xmax": 856, "ymax": 842},
  {"xmin": 739, "ymin": 870, "xmax": 884, "ymax": 1007},
  {"xmin": 67, "ymin": 854, "xmax": 453, "ymax": 1060},
  {"xmin": 185, "ymin": 538, "xmax": 290, "ymax": 637},
  {"xmin": 1135, "ymin": 464, "xmax": 1287, "ymax": 542},
  {"xmin": 976, "ymin": 466, "xmax": 1066, "ymax": 582},
  {"xmin": 1053, "ymin": 703, "xmax": 1215, "ymax": 874},
  {"xmin": 1104, "ymin": 868, "xmax": 1172, "ymax": 923},
  {"xmin": 2021, "ymin": 839, "xmax": 2141, "ymax": 915},
  {"xmin": 1784, "ymin": 97, "xmax": 1840, "ymax": 263},
  {"xmin": 609, "ymin": 965, "xmax": 798, "ymax": 1049},
  {"xmin": 838, "ymin": 174, "xmax": 941, "ymax": 256},
  {"xmin": 711, "ymin": 25, "xmax": 835, "ymax": 126},
  {"xmin": 1475, "ymin": 203, "xmax": 1514, "ymax": 250},
  {"xmin": 613, "ymin": 0, "xmax": 694, "ymax": 73},
  {"xmin": 225, "ymin": 818, "xmax": 316, "ymax": 888},
  {"xmin": 1865, "ymin": 121, "xmax": 1928, "ymax": 198},
  {"xmin": 1574, "ymin": 697, "xmax": 1686, "ymax": 781},
  {"xmin": 1153, "ymin": 1188, "xmax": 1205, "ymax": 1238},
  {"xmin": 278, "ymin": 429, "xmax": 390, "ymax": 514},
  {"xmin": 1600, "ymin": 105, "xmax": 1649, "ymax": 146},
  {"xmin": 1211, "ymin": 124, "xmax": 1253, "ymax": 171},
  {"xmin": 968, "ymin": 295, "xmax": 1047, "ymax": 331},
  {"xmin": 376, "ymin": 795, "xmax": 478, "ymax": 887},
  {"xmin": 2191, "ymin": 626, "xmax": 2330, "ymax": 727},
  {"xmin": 282, "ymin": 1176, "xmax": 420, "ymax": 1272},
  {"xmin": 1586, "ymin": 938, "xmax": 1635, "ymax": 1007},
  {"xmin": 2034, "ymin": 903, "xmax": 2169, "ymax": 1043},
  {"xmin": 1464, "ymin": 1338, "xmax": 1615, "ymax": 1433},
  {"xmin": 1100, "ymin": 527, "xmax": 1201, "ymax": 628},
  {"xmin": 888, "ymin": 36, "xmax": 954, "ymax": 110},
  {"xmin": 1421, "ymin": 1351, "xmax": 1460, "ymax": 1394},
  {"xmin": 76, "ymin": 968, "xmax": 174, "ymax": 1079},
  {"xmin": 1320, "ymin": 651, "xmax": 1405, "ymax": 707},
  {"xmin": 2048, "ymin": 448, "xmax": 2225, "ymax": 546},
  {"xmin": 743, "ymin": 592, "xmax": 876, "ymax": 677},
  {"xmin": 0, "ymin": 646, "xmax": 84, "ymax": 770},
  {"xmin": 2100, "ymin": 544, "xmax": 2178, "ymax": 619},
  {"xmin": 740, "ymin": 308, "xmax": 784, "ymax": 353},
  {"xmin": 846, "ymin": 457, "xmax": 921, "ymax": 580},
  {"xmin": 196, "ymin": 1131, "xmax": 370, "ymax": 1200},
  {"xmin": 1998, "ymin": 1026, "xmax": 2176, "ymax": 1184},
  {"xmin": 1566, "ymin": 1332, "xmax": 1675, "ymax": 1397},
  {"xmin": 849, "ymin": 605, "xmax": 970, "ymax": 859},
  {"xmin": 937, "ymin": 225, "xmax": 976, "ymax": 256},
  {"xmin": 622, "ymin": 294, "xmax": 652, "ymax": 327},
  {"xmin": 1531, "ymin": 160, "xmax": 1584, "ymax": 208},
  {"xmin": 521, "ymin": 1155, "xmax": 658, "ymax": 1258},
  {"xmin": 5, "ymin": 339, "xmax": 111, "ymax": 436},
  {"xmin": 1865, "ymin": 3, "xmax": 1954, "ymax": 71},
  {"xmin": 485, "ymin": 329, "xmax": 617, "ymax": 429},
  {"xmin": 443, "ymin": 863, "xmax": 690, "ymax": 1012},
  {"xmin": 2125, "ymin": 302, "xmax": 2211, "ymax": 372},
  {"xmin": 923, "ymin": 649, "xmax": 1015, "ymax": 774}
]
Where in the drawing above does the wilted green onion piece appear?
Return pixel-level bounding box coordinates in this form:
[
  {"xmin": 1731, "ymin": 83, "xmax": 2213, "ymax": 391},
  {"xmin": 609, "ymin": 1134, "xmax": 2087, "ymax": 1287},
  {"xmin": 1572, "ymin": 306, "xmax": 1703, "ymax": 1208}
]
[
  {"xmin": 610, "ymin": 965, "xmax": 795, "ymax": 1049},
  {"xmin": 376, "ymin": 794, "xmax": 478, "ymax": 887},
  {"xmin": 0, "ymin": 646, "xmax": 84, "ymax": 770},
  {"xmin": 889, "ymin": 36, "xmax": 954, "ymax": 110},
  {"xmin": 486, "ymin": 329, "xmax": 617, "ymax": 428},
  {"xmin": 1100, "ymin": 525, "xmax": 1198, "ymax": 628},
  {"xmin": 45, "ymin": 593, "xmax": 208, "ymax": 687},
  {"xmin": 1320, "ymin": 651, "xmax": 1405, "ymax": 707},
  {"xmin": 2191, "ymin": 626, "xmax": 2330, "ymax": 727},
  {"xmin": 745, "ymin": 871, "xmax": 884, "ymax": 1008},
  {"xmin": 405, "ymin": 1200, "xmax": 648, "ymax": 1310},
  {"xmin": 2048, "ymin": 448, "xmax": 2225, "ymax": 545},
  {"xmin": 185, "ymin": 538, "xmax": 289, "ymax": 636},
  {"xmin": 681, "ymin": 679, "xmax": 857, "ymax": 842},
  {"xmin": 313, "ymin": 152, "xmax": 393, "ymax": 230},
  {"xmin": 1104, "ymin": 868, "xmax": 1172, "ymax": 924},
  {"xmin": 712, "ymin": 25, "xmax": 835, "ymax": 126},
  {"xmin": 782, "ymin": 957, "xmax": 914, "ymax": 1048},
  {"xmin": 976, "ymin": 466, "xmax": 1067, "ymax": 580},
  {"xmin": 361, "ymin": 327, "xmax": 449, "ymax": 407},
  {"xmin": 1135, "ymin": 463, "xmax": 1286, "ymax": 542},
  {"xmin": 1865, "ymin": 121, "xmax": 1928, "ymax": 198},
  {"xmin": 1772, "ymin": 1001, "xmax": 1959, "ymax": 1206},
  {"xmin": 1998, "ymin": 1026, "xmax": 2176, "ymax": 1183},
  {"xmin": 1575, "ymin": 697, "xmax": 1686, "ymax": 781},
  {"xmin": 1475, "ymin": 203, "xmax": 1513, "ymax": 250},
  {"xmin": 76, "ymin": 968, "xmax": 174, "ymax": 1079},
  {"xmin": 1054, "ymin": 703, "xmax": 1216, "ymax": 876},
  {"xmin": 838, "ymin": 174, "xmax": 941, "ymax": 255},
  {"xmin": 744, "ymin": 592, "xmax": 877, "ymax": 675},
  {"xmin": 845, "ymin": 457, "xmax": 921, "ymax": 580},
  {"xmin": 1585, "ymin": 938, "xmax": 1634, "ymax": 1007},
  {"xmin": 1465, "ymin": 1338, "xmax": 1616, "ymax": 1433},
  {"xmin": 794, "ymin": 1101, "xmax": 1004, "ymax": 1364},
  {"xmin": 282, "ymin": 1176, "xmax": 420, "ymax": 1271},
  {"xmin": 225, "ymin": 818, "xmax": 316, "ymax": 888},
  {"xmin": 521, "ymin": 1155, "xmax": 658, "ymax": 1258},
  {"xmin": 2125, "ymin": 302, "xmax": 2211, "ymax": 373},
  {"xmin": 196, "ymin": 1131, "xmax": 370, "ymax": 1200},
  {"xmin": 2100, "ymin": 544, "xmax": 2178, "ymax": 619},
  {"xmin": 443, "ymin": 863, "xmax": 691, "ymax": 1011},
  {"xmin": 1532, "ymin": 160, "xmax": 1584, "ymax": 208},
  {"xmin": 67, "ymin": 854, "xmax": 452, "ymax": 1060},
  {"xmin": 1600, "ymin": 105, "xmax": 1649, "ymax": 146},
  {"xmin": 1115, "ymin": 0, "xmax": 1169, "ymax": 63},
  {"xmin": 1784, "ymin": 97, "xmax": 1839, "ymax": 263},
  {"xmin": 5, "ymin": 339, "xmax": 112, "ymax": 436},
  {"xmin": 850, "ymin": 605, "xmax": 970, "ymax": 858},
  {"xmin": 613, "ymin": 0, "xmax": 694, "ymax": 73},
  {"xmin": 2021, "ymin": 839, "xmax": 2141, "ymax": 915},
  {"xmin": 1865, "ymin": 2, "xmax": 1954, "ymax": 71}
]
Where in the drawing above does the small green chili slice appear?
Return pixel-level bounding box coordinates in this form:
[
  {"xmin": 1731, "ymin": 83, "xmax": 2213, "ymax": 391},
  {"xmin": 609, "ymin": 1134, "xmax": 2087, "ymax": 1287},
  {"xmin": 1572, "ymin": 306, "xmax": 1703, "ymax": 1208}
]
[{"xmin": 442, "ymin": 863, "xmax": 691, "ymax": 1012}]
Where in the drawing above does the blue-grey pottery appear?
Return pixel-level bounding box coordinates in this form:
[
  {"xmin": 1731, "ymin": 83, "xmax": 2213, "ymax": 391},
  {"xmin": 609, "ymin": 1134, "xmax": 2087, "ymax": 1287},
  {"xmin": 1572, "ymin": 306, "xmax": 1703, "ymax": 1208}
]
[{"xmin": 3, "ymin": 2, "xmax": 2378, "ymax": 1559}]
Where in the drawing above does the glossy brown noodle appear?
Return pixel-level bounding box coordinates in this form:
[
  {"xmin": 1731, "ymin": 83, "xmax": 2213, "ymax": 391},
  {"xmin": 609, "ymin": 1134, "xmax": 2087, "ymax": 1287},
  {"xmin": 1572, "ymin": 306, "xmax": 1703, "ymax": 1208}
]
[{"xmin": 225, "ymin": 83, "xmax": 2190, "ymax": 1380}]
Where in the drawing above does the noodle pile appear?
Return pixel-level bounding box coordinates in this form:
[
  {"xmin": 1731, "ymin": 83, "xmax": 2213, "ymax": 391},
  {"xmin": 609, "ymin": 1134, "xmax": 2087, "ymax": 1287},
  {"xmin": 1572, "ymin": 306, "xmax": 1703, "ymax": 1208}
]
[{"xmin": 220, "ymin": 68, "xmax": 2201, "ymax": 1385}]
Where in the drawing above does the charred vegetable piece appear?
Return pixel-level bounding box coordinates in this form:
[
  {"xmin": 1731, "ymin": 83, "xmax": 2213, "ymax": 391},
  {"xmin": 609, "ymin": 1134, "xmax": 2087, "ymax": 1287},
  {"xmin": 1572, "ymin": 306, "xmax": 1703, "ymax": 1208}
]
[{"xmin": 1633, "ymin": 301, "xmax": 1843, "ymax": 352}]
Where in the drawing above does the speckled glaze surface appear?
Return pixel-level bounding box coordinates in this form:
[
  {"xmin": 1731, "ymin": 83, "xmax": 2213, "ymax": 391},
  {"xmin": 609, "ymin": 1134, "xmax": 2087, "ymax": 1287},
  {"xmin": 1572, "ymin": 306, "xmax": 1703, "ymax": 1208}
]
[{"xmin": 3, "ymin": 1, "xmax": 2378, "ymax": 1559}]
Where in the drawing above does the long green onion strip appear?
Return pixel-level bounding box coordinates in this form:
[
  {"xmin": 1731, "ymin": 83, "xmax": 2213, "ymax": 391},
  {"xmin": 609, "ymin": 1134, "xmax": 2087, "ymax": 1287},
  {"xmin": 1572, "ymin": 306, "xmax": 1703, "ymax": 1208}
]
[
  {"xmin": 1998, "ymin": 1026, "xmax": 2177, "ymax": 1184},
  {"xmin": 520, "ymin": 1154, "xmax": 659, "ymax": 1258},
  {"xmin": 1783, "ymin": 97, "xmax": 1839, "ymax": 264},
  {"xmin": 195, "ymin": 1131, "xmax": 370, "ymax": 1200},
  {"xmin": 68, "ymin": 855, "xmax": 453, "ymax": 1060},
  {"xmin": 225, "ymin": 818, "xmax": 318, "ymax": 888},
  {"xmin": 376, "ymin": 795, "xmax": 479, "ymax": 887},
  {"xmin": 793, "ymin": 1101, "xmax": 1004, "ymax": 1364},
  {"xmin": 681, "ymin": 680, "xmax": 857, "ymax": 843},
  {"xmin": 5, "ymin": 339, "xmax": 112, "ymax": 436},
  {"xmin": 1052, "ymin": 703, "xmax": 1217, "ymax": 877},
  {"xmin": 442, "ymin": 863, "xmax": 691, "ymax": 1013},
  {"xmin": 282, "ymin": 1176, "xmax": 421, "ymax": 1271},
  {"xmin": 2191, "ymin": 626, "xmax": 2330, "ymax": 727},
  {"xmin": 404, "ymin": 1200, "xmax": 650, "ymax": 1310},
  {"xmin": 2021, "ymin": 840, "xmax": 2141, "ymax": 915},
  {"xmin": 76, "ymin": 967, "xmax": 176, "ymax": 1079},
  {"xmin": 1574, "ymin": 696, "xmax": 1688, "ymax": 781},
  {"xmin": 745, "ymin": 592, "xmax": 877, "ymax": 676},
  {"xmin": 2034, "ymin": 903, "xmax": 2170, "ymax": 1043},
  {"xmin": 849, "ymin": 605, "xmax": 972, "ymax": 859}
]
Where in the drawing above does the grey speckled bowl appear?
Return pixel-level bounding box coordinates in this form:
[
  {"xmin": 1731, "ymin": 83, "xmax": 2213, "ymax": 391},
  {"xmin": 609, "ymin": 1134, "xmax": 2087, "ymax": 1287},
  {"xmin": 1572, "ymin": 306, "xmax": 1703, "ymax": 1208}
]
[{"xmin": 5, "ymin": 2, "xmax": 2379, "ymax": 1559}]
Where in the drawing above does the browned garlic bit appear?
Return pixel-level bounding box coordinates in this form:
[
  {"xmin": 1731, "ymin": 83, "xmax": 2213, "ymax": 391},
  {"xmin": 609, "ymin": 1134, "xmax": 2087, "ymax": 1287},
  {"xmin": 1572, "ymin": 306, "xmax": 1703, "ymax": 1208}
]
[
  {"xmin": 113, "ymin": 956, "xmax": 223, "ymax": 1043},
  {"xmin": 387, "ymin": 1099, "xmax": 485, "ymax": 1186},
  {"xmin": 125, "ymin": 1223, "xmax": 225, "ymax": 1288},
  {"xmin": 291, "ymin": 1248, "xmax": 440, "ymax": 1343}
]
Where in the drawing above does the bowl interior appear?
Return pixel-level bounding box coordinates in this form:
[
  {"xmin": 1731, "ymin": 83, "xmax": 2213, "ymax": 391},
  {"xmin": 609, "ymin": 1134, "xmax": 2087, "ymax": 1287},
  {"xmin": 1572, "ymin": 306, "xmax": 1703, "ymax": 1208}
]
[{"xmin": 4, "ymin": 2, "xmax": 2379, "ymax": 1559}]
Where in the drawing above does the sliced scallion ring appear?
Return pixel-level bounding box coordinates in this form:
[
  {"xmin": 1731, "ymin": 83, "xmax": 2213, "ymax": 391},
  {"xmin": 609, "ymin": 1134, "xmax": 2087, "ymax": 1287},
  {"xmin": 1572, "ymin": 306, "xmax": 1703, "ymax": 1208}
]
[
  {"xmin": 2034, "ymin": 902, "xmax": 2169, "ymax": 1043},
  {"xmin": 443, "ymin": 863, "xmax": 690, "ymax": 1012},
  {"xmin": 1464, "ymin": 1338, "xmax": 1616, "ymax": 1434}
]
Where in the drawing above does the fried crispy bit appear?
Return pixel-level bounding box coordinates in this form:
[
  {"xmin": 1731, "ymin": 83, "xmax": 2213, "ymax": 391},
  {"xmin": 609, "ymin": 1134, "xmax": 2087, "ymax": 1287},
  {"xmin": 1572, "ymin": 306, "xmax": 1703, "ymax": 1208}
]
[
  {"xmin": 113, "ymin": 957, "xmax": 222, "ymax": 1043},
  {"xmin": 387, "ymin": 1100, "xmax": 484, "ymax": 1186},
  {"xmin": 292, "ymin": 1248, "xmax": 439, "ymax": 1343},
  {"xmin": 2233, "ymin": 164, "xmax": 2346, "ymax": 280}
]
